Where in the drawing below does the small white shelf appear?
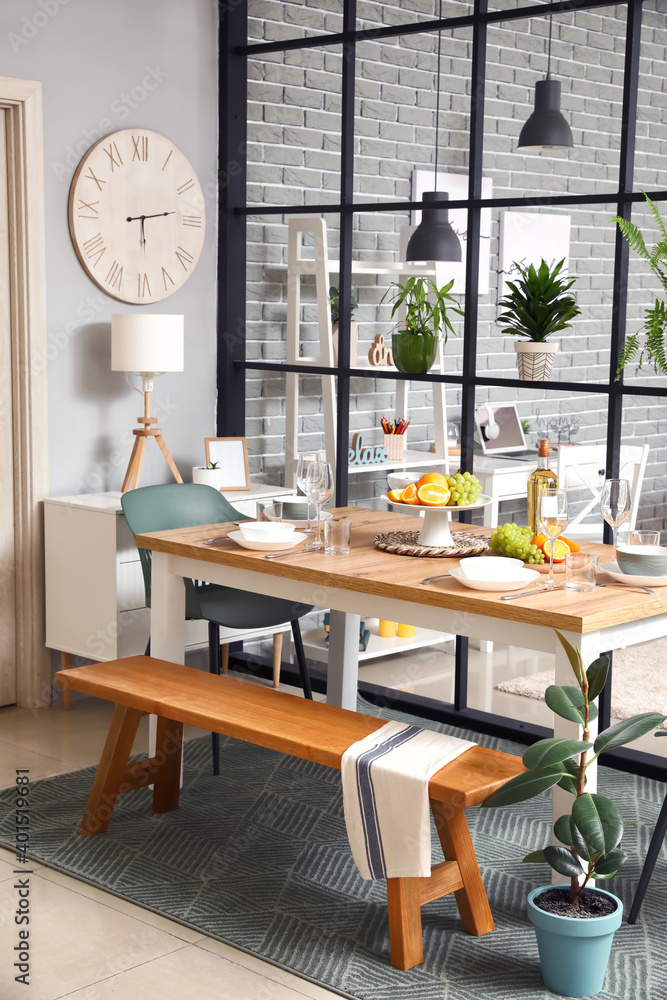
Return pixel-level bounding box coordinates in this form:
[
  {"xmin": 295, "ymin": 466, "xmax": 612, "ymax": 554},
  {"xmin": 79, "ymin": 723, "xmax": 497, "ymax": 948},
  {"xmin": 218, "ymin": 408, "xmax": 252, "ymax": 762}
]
[
  {"xmin": 348, "ymin": 449, "xmax": 447, "ymax": 475},
  {"xmin": 291, "ymin": 620, "xmax": 454, "ymax": 666}
]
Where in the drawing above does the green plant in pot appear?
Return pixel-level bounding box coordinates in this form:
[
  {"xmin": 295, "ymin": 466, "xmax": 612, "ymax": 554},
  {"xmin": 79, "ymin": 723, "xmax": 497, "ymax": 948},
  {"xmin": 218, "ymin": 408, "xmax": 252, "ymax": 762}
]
[
  {"xmin": 483, "ymin": 630, "xmax": 665, "ymax": 998},
  {"xmin": 381, "ymin": 276, "xmax": 462, "ymax": 374},
  {"xmin": 612, "ymin": 193, "xmax": 667, "ymax": 376},
  {"xmin": 329, "ymin": 284, "xmax": 358, "ymax": 366},
  {"xmin": 498, "ymin": 258, "xmax": 580, "ymax": 382}
]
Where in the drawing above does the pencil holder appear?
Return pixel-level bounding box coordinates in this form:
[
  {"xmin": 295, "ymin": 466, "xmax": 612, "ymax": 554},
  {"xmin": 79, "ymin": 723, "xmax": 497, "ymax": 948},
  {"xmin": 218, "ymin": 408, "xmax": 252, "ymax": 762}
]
[{"xmin": 384, "ymin": 433, "xmax": 405, "ymax": 462}]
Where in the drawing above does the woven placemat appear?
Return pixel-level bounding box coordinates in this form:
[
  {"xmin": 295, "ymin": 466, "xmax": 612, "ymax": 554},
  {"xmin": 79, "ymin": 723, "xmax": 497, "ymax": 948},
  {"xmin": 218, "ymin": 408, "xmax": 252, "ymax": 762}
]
[{"xmin": 374, "ymin": 529, "xmax": 489, "ymax": 558}]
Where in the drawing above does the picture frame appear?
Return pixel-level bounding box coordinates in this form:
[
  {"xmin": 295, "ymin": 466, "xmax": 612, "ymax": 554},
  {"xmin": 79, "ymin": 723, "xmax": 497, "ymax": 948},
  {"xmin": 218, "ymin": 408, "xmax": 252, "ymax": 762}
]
[{"xmin": 204, "ymin": 437, "xmax": 250, "ymax": 491}]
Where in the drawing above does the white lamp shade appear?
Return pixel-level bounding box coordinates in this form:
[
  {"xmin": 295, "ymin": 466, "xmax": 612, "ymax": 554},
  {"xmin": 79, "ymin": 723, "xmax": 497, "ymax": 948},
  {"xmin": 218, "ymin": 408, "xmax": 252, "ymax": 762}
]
[{"xmin": 111, "ymin": 314, "xmax": 184, "ymax": 373}]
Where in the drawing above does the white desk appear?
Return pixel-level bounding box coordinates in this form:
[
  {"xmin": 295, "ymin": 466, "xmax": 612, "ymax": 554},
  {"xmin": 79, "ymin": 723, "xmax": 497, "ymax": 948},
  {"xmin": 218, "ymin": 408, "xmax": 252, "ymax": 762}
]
[{"xmin": 472, "ymin": 455, "xmax": 533, "ymax": 527}]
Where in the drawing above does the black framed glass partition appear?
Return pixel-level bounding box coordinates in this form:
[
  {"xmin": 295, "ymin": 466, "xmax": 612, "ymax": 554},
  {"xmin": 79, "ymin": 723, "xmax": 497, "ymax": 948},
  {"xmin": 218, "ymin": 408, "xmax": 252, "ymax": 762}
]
[{"xmin": 218, "ymin": 0, "xmax": 667, "ymax": 776}]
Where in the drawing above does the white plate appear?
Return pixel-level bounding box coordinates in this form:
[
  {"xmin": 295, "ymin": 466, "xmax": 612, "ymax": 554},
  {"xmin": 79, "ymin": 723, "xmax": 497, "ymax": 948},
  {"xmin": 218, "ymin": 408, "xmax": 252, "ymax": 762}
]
[
  {"xmin": 228, "ymin": 530, "xmax": 308, "ymax": 552},
  {"xmin": 385, "ymin": 493, "xmax": 492, "ymax": 513},
  {"xmin": 449, "ymin": 566, "xmax": 541, "ymax": 592},
  {"xmin": 601, "ymin": 562, "xmax": 667, "ymax": 588}
]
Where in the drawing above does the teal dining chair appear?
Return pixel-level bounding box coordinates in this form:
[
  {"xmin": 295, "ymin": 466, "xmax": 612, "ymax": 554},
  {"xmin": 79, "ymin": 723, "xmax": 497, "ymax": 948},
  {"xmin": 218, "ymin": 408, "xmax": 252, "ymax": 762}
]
[{"xmin": 121, "ymin": 483, "xmax": 314, "ymax": 775}]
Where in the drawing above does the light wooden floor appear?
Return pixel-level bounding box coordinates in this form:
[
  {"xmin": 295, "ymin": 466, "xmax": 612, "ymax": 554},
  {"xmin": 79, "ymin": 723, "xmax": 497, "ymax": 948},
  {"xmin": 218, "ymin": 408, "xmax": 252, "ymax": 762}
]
[{"xmin": 0, "ymin": 640, "xmax": 663, "ymax": 999}]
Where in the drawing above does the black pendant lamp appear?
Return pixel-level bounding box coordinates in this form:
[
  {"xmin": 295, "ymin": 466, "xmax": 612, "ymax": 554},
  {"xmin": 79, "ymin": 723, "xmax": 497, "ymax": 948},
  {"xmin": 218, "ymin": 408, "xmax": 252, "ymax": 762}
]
[
  {"xmin": 405, "ymin": 2, "xmax": 462, "ymax": 263},
  {"xmin": 517, "ymin": 15, "xmax": 573, "ymax": 152}
]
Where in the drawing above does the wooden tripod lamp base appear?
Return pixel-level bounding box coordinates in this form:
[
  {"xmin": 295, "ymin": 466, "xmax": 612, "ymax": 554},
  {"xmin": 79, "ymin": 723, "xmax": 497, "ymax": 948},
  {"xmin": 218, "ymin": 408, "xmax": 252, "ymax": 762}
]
[
  {"xmin": 111, "ymin": 314, "xmax": 185, "ymax": 494},
  {"xmin": 121, "ymin": 380, "xmax": 183, "ymax": 493}
]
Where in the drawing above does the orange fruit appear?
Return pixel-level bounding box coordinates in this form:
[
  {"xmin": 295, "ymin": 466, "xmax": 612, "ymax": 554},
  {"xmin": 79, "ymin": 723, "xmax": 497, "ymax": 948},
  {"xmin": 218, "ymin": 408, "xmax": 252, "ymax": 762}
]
[
  {"xmin": 543, "ymin": 538, "xmax": 570, "ymax": 562},
  {"xmin": 415, "ymin": 472, "xmax": 448, "ymax": 491},
  {"xmin": 560, "ymin": 536, "xmax": 580, "ymax": 552},
  {"xmin": 531, "ymin": 534, "xmax": 548, "ymax": 550},
  {"xmin": 401, "ymin": 482, "xmax": 419, "ymax": 505},
  {"xmin": 417, "ymin": 483, "xmax": 451, "ymax": 506},
  {"xmin": 387, "ymin": 489, "xmax": 404, "ymax": 503}
]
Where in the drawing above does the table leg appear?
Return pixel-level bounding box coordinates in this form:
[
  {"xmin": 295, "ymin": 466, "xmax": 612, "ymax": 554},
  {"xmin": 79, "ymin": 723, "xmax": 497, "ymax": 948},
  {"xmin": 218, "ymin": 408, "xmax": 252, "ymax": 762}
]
[
  {"xmin": 148, "ymin": 552, "xmax": 186, "ymax": 779},
  {"xmin": 327, "ymin": 610, "xmax": 360, "ymax": 710}
]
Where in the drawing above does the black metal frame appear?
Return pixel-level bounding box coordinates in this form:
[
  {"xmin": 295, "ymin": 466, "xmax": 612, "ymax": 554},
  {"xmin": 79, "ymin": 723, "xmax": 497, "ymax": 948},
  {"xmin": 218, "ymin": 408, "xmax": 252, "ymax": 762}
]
[{"xmin": 217, "ymin": 0, "xmax": 666, "ymax": 776}]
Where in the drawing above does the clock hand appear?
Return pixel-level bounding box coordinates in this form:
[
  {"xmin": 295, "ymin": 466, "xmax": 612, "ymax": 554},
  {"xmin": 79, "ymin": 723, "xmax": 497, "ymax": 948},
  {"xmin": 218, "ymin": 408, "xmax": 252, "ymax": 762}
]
[{"xmin": 126, "ymin": 212, "xmax": 175, "ymax": 253}]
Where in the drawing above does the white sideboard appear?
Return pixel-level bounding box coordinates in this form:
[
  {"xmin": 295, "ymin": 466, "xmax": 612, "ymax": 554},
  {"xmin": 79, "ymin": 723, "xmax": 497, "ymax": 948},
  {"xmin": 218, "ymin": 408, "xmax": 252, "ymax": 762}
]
[{"xmin": 44, "ymin": 484, "xmax": 295, "ymax": 664}]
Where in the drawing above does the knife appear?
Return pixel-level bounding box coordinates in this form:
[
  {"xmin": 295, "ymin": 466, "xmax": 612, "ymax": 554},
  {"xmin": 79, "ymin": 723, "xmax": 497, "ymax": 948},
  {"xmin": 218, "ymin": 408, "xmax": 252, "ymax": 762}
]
[
  {"xmin": 264, "ymin": 547, "xmax": 322, "ymax": 560},
  {"xmin": 500, "ymin": 585, "xmax": 566, "ymax": 601}
]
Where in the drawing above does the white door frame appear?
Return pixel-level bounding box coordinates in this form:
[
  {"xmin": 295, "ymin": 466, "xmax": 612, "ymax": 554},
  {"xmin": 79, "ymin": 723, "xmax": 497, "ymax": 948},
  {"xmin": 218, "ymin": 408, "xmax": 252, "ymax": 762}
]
[{"xmin": 1, "ymin": 77, "xmax": 49, "ymax": 709}]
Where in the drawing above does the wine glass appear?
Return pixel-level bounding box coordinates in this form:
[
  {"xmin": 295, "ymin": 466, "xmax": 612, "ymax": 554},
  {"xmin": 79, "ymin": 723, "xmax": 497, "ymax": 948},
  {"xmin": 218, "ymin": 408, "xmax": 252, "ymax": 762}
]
[
  {"xmin": 296, "ymin": 452, "xmax": 319, "ymax": 534},
  {"xmin": 304, "ymin": 457, "xmax": 334, "ymax": 549},
  {"xmin": 538, "ymin": 488, "xmax": 569, "ymax": 591},
  {"xmin": 600, "ymin": 479, "xmax": 631, "ymax": 564}
]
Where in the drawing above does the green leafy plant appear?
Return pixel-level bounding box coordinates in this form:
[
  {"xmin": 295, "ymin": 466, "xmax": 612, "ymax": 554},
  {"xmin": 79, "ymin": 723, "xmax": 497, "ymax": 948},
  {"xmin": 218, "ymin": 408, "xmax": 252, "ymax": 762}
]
[
  {"xmin": 329, "ymin": 285, "xmax": 358, "ymax": 326},
  {"xmin": 612, "ymin": 193, "xmax": 667, "ymax": 376},
  {"xmin": 207, "ymin": 461, "xmax": 219, "ymax": 469},
  {"xmin": 381, "ymin": 276, "xmax": 463, "ymax": 342},
  {"xmin": 498, "ymin": 259, "xmax": 581, "ymax": 342},
  {"xmin": 483, "ymin": 630, "xmax": 665, "ymax": 907}
]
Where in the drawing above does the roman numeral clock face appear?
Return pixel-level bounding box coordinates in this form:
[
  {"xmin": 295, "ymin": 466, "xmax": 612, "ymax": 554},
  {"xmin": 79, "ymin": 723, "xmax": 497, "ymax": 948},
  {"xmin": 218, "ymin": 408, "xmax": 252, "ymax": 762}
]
[{"xmin": 68, "ymin": 129, "xmax": 205, "ymax": 304}]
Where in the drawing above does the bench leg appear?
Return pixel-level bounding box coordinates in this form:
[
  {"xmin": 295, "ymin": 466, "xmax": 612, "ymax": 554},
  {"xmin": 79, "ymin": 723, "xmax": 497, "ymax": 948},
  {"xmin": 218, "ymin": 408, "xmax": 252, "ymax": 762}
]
[
  {"xmin": 432, "ymin": 802, "xmax": 494, "ymax": 937},
  {"xmin": 152, "ymin": 716, "xmax": 183, "ymax": 814},
  {"xmin": 80, "ymin": 704, "xmax": 143, "ymax": 837},
  {"xmin": 386, "ymin": 877, "xmax": 424, "ymax": 970}
]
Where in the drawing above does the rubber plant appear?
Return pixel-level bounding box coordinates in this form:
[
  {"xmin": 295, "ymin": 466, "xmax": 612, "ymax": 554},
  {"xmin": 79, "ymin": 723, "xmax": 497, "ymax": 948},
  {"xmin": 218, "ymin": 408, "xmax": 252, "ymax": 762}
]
[
  {"xmin": 612, "ymin": 193, "xmax": 667, "ymax": 376},
  {"xmin": 482, "ymin": 629, "xmax": 665, "ymax": 905}
]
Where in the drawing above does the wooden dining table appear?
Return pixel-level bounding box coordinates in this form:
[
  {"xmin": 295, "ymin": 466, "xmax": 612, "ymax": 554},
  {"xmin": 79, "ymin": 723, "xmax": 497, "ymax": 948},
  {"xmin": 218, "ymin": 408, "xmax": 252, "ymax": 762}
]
[{"xmin": 137, "ymin": 505, "xmax": 667, "ymax": 823}]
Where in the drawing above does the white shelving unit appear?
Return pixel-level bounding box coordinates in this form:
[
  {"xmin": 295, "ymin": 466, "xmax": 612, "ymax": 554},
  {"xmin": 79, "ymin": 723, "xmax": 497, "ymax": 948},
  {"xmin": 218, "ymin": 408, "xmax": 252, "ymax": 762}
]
[
  {"xmin": 290, "ymin": 619, "xmax": 454, "ymax": 668},
  {"xmin": 284, "ymin": 217, "xmax": 454, "ymax": 491}
]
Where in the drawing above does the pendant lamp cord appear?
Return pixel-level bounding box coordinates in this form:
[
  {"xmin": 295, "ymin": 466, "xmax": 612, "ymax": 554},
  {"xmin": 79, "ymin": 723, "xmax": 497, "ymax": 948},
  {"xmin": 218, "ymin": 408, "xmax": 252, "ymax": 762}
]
[
  {"xmin": 433, "ymin": 0, "xmax": 443, "ymax": 189},
  {"xmin": 546, "ymin": 13, "xmax": 553, "ymax": 80}
]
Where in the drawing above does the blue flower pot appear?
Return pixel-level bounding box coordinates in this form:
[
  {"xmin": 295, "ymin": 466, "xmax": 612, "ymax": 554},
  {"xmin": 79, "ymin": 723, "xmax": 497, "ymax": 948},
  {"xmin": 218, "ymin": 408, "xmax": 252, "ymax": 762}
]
[{"xmin": 527, "ymin": 886, "xmax": 623, "ymax": 997}]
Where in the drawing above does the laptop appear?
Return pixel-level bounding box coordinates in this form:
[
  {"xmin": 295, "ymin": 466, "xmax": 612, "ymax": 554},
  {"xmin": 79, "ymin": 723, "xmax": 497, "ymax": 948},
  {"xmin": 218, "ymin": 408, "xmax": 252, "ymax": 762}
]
[{"xmin": 474, "ymin": 403, "xmax": 537, "ymax": 465}]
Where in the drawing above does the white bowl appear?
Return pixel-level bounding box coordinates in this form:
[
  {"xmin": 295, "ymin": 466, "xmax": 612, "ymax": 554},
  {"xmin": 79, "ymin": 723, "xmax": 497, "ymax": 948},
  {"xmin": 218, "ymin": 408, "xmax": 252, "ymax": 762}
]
[
  {"xmin": 458, "ymin": 556, "xmax": 525, "ymax": 581},
  {"xmin": 229, "ymin": 530, "xmax": 307, "ymax": 552},
  {"xmin": 387, "ymin": 472, "xmax": 420, "ymax": 491},
  {"xmin": 238, "ymin": 520, "xmax": 297, "ymax": 542}
]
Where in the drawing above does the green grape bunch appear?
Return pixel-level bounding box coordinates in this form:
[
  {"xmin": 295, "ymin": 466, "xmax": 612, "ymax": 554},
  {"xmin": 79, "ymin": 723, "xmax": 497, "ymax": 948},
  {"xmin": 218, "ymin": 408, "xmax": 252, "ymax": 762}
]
[
  {"xmin": 445, "ymin": 472, "xmax": 482, "ymax": 507},
  {"xmin": 490, "ymin": 522, "xmax": 545, "ymax": 564}
]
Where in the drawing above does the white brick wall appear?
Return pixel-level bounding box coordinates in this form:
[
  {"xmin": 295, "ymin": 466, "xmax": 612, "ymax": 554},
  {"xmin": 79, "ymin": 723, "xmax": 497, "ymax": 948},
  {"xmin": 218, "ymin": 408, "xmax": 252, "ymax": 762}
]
[{"xmin": 243, "ymin": 0, "xmax": 667, "ymax": 527}]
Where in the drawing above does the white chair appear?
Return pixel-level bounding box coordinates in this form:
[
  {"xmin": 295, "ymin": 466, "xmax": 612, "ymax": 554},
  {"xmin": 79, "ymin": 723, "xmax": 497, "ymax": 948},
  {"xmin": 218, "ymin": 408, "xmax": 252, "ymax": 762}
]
[{"xmin": 556, "ymin": 443, "xmax": 650, "ymax": 541}]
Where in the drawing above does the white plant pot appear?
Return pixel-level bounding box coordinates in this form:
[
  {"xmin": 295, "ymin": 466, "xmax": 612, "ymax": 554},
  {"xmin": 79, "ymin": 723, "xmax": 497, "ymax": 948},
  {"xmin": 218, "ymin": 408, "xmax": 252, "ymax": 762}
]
[
  {"xmin": 192, "ymin": 467, "xmax": 227, "ymax": 491},
  {"xmin": 514, "ymin": 340, "xmax": 559, "ymax": 381}
]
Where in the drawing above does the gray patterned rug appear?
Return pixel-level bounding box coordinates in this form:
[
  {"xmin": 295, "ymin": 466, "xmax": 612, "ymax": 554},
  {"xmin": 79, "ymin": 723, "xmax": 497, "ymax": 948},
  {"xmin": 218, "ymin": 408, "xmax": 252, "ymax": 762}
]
[{"xmin": 0, "ymin": 696, "xmax": 665, "ymax": 1000}]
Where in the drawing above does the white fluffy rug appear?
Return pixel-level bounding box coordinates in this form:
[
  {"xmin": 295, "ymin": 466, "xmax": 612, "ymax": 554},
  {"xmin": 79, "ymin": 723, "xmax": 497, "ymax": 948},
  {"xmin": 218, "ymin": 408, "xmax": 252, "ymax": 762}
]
[{"xmin": 496, "ymin": 636, "xmax": 667, "ymax": 730}]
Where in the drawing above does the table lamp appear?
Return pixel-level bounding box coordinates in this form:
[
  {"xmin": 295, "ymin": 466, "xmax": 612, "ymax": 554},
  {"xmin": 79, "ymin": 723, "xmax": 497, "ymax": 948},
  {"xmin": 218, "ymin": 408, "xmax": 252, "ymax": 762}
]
[{"xmin": 112, "ymin": 313, "xmax": 184, "ymax": 492}]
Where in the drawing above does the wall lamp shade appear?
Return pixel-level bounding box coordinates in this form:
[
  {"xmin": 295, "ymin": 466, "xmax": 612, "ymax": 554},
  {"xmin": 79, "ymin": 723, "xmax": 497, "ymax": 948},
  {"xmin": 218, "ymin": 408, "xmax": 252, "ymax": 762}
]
[
  {"xmin": 517, "ymin": 78, "xmax": 573, "ymax": 152},
  {"xmin": 111, "ymin": 313, "xmax": 184, "ymax": 374},
  {"xmin": 405, "ymin": 191, "xmax": 462, "ymax": 262}
]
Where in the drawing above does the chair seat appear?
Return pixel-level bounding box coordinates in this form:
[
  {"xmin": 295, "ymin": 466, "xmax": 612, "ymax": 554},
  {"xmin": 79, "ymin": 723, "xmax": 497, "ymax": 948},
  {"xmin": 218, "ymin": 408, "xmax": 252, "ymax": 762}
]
[{"xmin": 195, "ymin": 583, "xmax": 313, "ymax": 630}]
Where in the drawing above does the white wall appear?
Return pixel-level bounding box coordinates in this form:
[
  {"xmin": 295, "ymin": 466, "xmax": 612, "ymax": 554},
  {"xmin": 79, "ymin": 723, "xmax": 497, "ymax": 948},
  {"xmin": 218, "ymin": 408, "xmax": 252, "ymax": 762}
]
[{"xmin": 0, "ymin": 0, "xmax": 219, "ymax": 496}]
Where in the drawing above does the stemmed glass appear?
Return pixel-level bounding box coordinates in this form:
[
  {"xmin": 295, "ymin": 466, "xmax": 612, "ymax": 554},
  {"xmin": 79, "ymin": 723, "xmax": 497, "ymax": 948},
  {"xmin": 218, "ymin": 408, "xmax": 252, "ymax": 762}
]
[
  {"xmin": 296, "ymin": 452, "xmax": 319, "ymax": 534},
  {"xmin": 600, "ymin": 479, "xmax": 631, "ymax": 564},
  {"xmin": 304, "ymin": 457, "xmax": 334, "ymax": 549},
  {"xmin": 538, "ymin": 488, "xmax": 569, "ymax": 591}
]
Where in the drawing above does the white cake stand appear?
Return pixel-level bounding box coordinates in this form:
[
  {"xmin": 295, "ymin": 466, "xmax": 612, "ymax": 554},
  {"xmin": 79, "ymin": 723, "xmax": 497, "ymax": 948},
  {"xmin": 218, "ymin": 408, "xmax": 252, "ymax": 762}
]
[{"xmin": 385, "ymin": 494, "xmax": 492, "ymax": 547}]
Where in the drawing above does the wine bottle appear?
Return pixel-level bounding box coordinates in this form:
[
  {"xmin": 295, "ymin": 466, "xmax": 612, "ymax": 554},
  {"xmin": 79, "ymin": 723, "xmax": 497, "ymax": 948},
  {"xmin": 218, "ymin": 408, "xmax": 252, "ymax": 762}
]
[{"xmin": 527, "ymin": 438, "xmax": 558, "ymax": 536}]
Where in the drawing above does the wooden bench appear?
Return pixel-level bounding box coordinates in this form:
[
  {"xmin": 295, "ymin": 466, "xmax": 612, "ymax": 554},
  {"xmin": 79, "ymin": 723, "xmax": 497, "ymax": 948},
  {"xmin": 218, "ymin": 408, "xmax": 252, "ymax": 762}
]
[{"xmin": 55, "ymin": 655, "xmax": 524, "ymax": 971}]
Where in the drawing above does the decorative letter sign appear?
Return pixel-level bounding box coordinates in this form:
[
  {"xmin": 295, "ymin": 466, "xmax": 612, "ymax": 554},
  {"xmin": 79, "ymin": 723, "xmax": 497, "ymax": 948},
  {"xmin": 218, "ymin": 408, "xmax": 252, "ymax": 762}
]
[
  {"xmin": 348, "ymin": 433, "xmax": 387, "ymax": 467},
  {"xmin": 368, "ymin": 334, "xmax": 393, "ymax": 367}
]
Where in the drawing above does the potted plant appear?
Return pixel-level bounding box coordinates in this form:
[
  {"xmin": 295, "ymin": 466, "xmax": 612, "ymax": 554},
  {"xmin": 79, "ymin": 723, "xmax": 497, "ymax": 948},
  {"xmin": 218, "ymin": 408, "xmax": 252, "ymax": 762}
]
[
  {"xmin": 192, "ymin": 461, "xmax": 226, "ymax": 491},
  {"xmin": 382, "ymin": 276, "xmax": 463, "ymax": 374},
  {"xmin": 498, "ymin": 258, "xmax": 581, "ymax": 381},
  {"xmin": 612, "ymin": 193, "xmax": 667, "ymax": 376},
  {"xmin": 482, "ymin": 630, "xmax": 665, "ymax": 998},
  {"xmin": 329, "ymin": 284, "xmax": 358, "ymax": 366}
]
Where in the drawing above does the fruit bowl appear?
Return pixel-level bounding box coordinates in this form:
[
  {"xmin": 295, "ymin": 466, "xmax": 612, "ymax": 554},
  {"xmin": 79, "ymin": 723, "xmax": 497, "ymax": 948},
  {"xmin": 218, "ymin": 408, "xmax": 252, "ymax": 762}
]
[{"xmin": 385, "ymin": 494, "xmax": 492, "ymax": 546}]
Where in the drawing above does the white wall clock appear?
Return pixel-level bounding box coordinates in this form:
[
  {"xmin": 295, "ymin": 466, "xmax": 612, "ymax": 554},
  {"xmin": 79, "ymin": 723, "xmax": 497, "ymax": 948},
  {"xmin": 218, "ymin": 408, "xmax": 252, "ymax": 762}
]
[{"xmin": 68, "ymin": 128, "xmax": 206, "ymax": 304}]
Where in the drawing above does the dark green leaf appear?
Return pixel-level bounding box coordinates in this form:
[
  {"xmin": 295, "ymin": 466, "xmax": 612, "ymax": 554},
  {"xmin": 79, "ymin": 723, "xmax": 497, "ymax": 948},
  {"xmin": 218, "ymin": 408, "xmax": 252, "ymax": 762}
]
[
  {"xmin": 523, "ymin": 738, "xmax": 592, "ymax": 770},
  {"xmin": 545, "ymin": 685, "xmax": 597, "ymax": 726},
  {"xmin": 544, "ymin": 845, "xmax": 584, "ymax": 878},
  {"xmin": 586, "ymin": 655, "xmax": 610, "ymax": 702},
  {"xmin": 594, "ymin": 849, "xmax": 628, "ymax": 877},
  {"xmin": 553, "ymin": 814, "xmax": 572, "ymax": 846},
  {"xmin": 554, "ymin": 630, "xmax": 585, "ymax": 687},
  {"xmin": 557, "ymin": 755, "xmax": 581, "ymax": 794},
  {"xmin": 481, "ymin": 765, "xmax": 566, "ymax": 808},
  {"xmin": 569, "ymin": 815, "xmax": 593, "ymax": 861},
  {"xmin": 572, "ymin": 794, "xmax": 623, "ymax": 855},
  {"xmin": 594, "ymin": 713, "xmax": 667, "ymax": 754},
  {"xmin": 523, "ymin": 850, "xmax": 548, "ymax": 864}
]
